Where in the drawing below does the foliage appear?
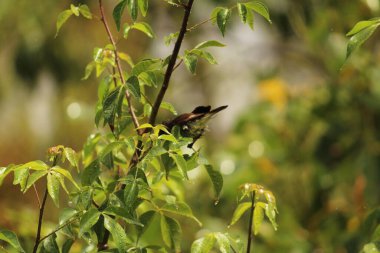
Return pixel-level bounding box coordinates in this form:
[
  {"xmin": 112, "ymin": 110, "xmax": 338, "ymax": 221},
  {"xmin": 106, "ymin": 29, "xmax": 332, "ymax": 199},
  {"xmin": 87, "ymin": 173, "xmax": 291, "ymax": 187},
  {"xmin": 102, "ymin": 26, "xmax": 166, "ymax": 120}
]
[{"xmin": 0, "ymin": 1, "xmax": 275, "ymax": 252}]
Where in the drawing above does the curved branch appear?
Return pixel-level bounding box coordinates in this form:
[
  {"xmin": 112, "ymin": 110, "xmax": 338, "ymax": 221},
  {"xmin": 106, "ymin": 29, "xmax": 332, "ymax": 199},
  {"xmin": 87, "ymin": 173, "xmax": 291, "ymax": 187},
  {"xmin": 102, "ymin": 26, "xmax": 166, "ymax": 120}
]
[
  {"xmin": 149, "ymin": 0, "xmax": 196, "ymax": 125},
  {"xmin": 98, "ymin": 0, "xmax": 141, "ymax": 133}
]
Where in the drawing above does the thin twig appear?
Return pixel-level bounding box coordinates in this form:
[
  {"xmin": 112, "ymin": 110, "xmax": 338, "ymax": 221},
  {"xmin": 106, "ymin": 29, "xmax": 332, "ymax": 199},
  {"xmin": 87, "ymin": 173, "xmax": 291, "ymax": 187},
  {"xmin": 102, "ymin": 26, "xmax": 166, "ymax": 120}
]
[
  {"xmin": 187, "ymin": 17, "xmax": 214, "ymax": 32},
  {"xmin": 33, "ymin": 182, "xmax": 41, "ymax": 209},
  {"xmin": 32, "ymin": 187, "xmax": 48, "ymax": 253},
  {"xmin": 98, "ymin": 0, "xmax": 141, "ymax": 133},
  {"xmin": 246, "ymin": 191, "xmax": 255, "ymax": 253},
  {"xmin": 173, "ymin": 59, "xmax": 184, "ymax": 72},
  {"xmin": 38, "ymin": 215, "xmax": 81, "ymax": 243},
  {"xmin": 149, "ymin": 0, "xmax": 195, "ymax": 125}
]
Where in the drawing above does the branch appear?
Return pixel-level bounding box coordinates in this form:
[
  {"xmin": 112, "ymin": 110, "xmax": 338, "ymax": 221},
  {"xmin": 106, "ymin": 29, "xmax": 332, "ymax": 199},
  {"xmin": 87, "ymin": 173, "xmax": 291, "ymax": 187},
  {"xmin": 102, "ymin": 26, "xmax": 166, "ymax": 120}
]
[
  {"xmin": 246, "ymin": 191, "xmax": 255, "ymax": 253},
  {"xmin": 32, "ymin": 182, "xmax": 49, "ymax": 253},
  {"xmin": 98, "ymin": 0, "xmax": 141, "ymax": 133},
  {"xmin": 149, "ymin": 0, "xmax": 195, "ymax": 125}
]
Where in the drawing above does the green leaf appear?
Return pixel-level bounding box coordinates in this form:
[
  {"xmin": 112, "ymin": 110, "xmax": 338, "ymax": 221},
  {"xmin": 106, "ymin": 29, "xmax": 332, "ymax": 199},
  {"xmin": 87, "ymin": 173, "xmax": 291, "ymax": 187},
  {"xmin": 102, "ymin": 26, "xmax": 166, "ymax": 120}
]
[
  {"xmin": 191, "ymin": 49, "xmax": 217, "ymax": 65},
  {"xmin": 214, "ymin": 233, "xmax": 230, "ymax": 253},
  {"xmin": 237, "ymin": 3, "xmax": 248, "ymax": 24},
  {"xmin": 23, "ymin": 170, "xmax": 48, "ymax": 193},
  {"xmin": 138, "ymin": 0, "xmax": 149, "ymax": 17},
  {"xmin": 161, "ymin": 201, "xmax": 202, "ymax": 226},
  {"xmin": 126, "ymin": 75, "xmax": 141, "ymax": 98},
  {"xmin": 216, "ymin": 8, "xmax": 231, "ymax": 36},
  {"xmin": 245, "ymin": 1, "xmax": 272, "ymax": 24},
  {"xmin": 103, "ymin": 206, "xmax": 143, "ymax": 226},
  {"xmin": 14, "ymin": 160, "xmax": 49, "ymax": 171},
  {"xmin": 160, "ymin": 215, "xmax": 182, "ymax": 251},
  {"xmin": 265, "ymin": 202, "xmax": 278, "ymax": 231},
  {"xmin": 113, "ymin": 0, "xmax": 128, "ymax": 31},
  {"xmin": 82, "ymin": 61, "xmax": 95, "ymax": 80},
  {"xmin": 56, "ymin": 10, "xmax": 73, "ymax": 37},
  {"xmin": 52, "ymin": 166, "xmax": 80, "ymax": 190},
  {"xmin": 0, "ymin": 229, "xmax": 25, "ymax": 253},
  {"xmin": 124, "ymin": 179, "xmax": 138, "ymax": 209},
  {"xmin": 253, "ymin": 203, "xmax": 265, "ymax": 235},
  {"xmin": 0, "ymin": 166, "xmax": 14, "ymax": 186},
  {"xmin": 191, "ymin": 234, "xmax": 216, "ymax": 253},
  {"xmin": 103, "ymin": 87, "xmax": 121, "ymax": 126},
  {"xmin": 63, "ymin": 147, "xmax": 78, "ymax": 168},
  {"xmin": 137, "ymin": 210, "xmax": 156, "ymax": 238},
  {"xmin": 47, "ymin": 172, "xmax": 60, "ymax": 207},
  {"xmin": 99, "ymin": 141, "xmax": 127, "ymax": 159},
  {"xmin": 62, "ymin": 239, "xmax": 74, "ymax": 253},
  {"xmin": 194, "ymin": 40, "xmax": 226, "ymax": 49},
  {"xmin": 164, "ymin": 32, "xmax": 179, "ymax": 46},
  {"xmin": 42, "ymin": 233, "xmax": 59, "ymax": 253},
  {"xmin": 128, "ymin": 0, "xmax": 138, "ymax": 21},
  {"xmin": 139, "ymin": 70, "xmax": 164, "ymax": 87},
  {"xmin": 346, "ymin": 24, "xmax": 380, "ymax": 59},
  {"xmin": 70, "ymin": 4, "xmax": 80, "ymax": 16},
  {"xmin": 104, "ymin": 215, "xmax": 128, "ymax": 253},
  {"xmin": 132, "ymin": 22, "xmax": 154, "ymax": 38},
  {"xmin": 361, "ymin": 242, "xmax": 380, "ymax": 253},
  {"xmin": 81, "ymin": 159, "xmax": 100, "ymax": 186},
  {"xmin": 13, "ymin": 167, "xmax": 29, "ymax": 189},
  {"xmin": 132, "ymin": 58, "xmax": 162, "ymax": 76},
  {"xmin": 229, "ymin": 202, "xmax": 252, "ymax": 226},
  {"xmin": 170, "ymin": 153, "xmax": 189, "ymax": 179},
  {"xmin": 79, "ymin": 4, "xmax": 92, "ymax": 19},
  {"xmin": 160, "ymin": 101, "xmax": 177, "ymax": 115},
  {"xmin": 210, "ymin": 7, "xmax": 224, "ymax": 24},
  {"xmin": 347, "ymin": 19, "xmax": 380, "ymax": 36},
  {"xmin": 79, "ymin": 208, "xmax": 101, "ymax": 236},
  {"xmin": 184, "ymin": 53, "xmax": 198, "ymax": 74},
  {"xmin": 123, "ymin": 23, "xmax": 131, "ymax": 39},
  {"xmin": 246, "ymin": 7, "xmax": 254, "ymax": 30},
  {"xmin": 205, "ymin": 165, "xmax": 223, "ymax": 200}
]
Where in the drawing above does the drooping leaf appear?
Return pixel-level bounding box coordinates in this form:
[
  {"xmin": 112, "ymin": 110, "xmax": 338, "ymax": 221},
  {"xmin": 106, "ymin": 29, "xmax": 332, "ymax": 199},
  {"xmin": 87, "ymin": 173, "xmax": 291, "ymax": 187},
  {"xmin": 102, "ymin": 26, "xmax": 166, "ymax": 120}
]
[
  {"xmin": 194, "ymin": 40, "xmax": 226, "ymax": 49},
  {"xmin": 56, "ymin": 10, "xmax": 73, "ymax": 37},
  {"xmin": 132, "ymin": 22, "xmax": 154, "ymax": 38},
  {"xmin": 70, "ymin": 4, "xmax": 80, "ymax": 16},
  {"xmin": 81, "ymin": 159, "xmax": 100, "ymax": 186},
  {"xmin": 138, "ymin": 0, "xmax": 149, "ymax": 17},
  {"xmin": 128, "ymin": 0, "xmax": 138, "ymax": 21},
  {"xmin": 191, "ymin": 234, "xmax": 216, "ymax": 253},
  {"xmin": 82, "ymin": 61, "xmax": 95, "ymax": 80},
  {"xmin": 229, "ymin": 202, "xmax": 252, "ymax": 226},
  {"xmin": 124, "ymin": 179, "xmax": 138, "ymax": 209},
  {"xmin": 214, "ymin": 233, "xmax": 230, "ymax": 253},
  {"xmin": 52, "ymin": 166, "xmax": 80, "ymax": 190},
  {"xmin": 113, "ymin": 0, "xmax": 128, "ymax": 31},
  {"xmin": 161, "ymin": 201, "xmax": 202, "ymax": 226},
  {"xmin": 205, "ymin": 165, "xmax": 223, "ymax": 200},
  {"xmin": 126, "ymin": 75, "xmax": 141, "ymax": 98},
  {"xmin": 160, "ymin": 215, "xmax": 182, "ymax": 251},
  {"xmin": 346, "ymin": 24, "xmax": 380, "ymax": 59},
  {"xmin": 103, "ymin": 215, "xmax": 128, "ymax": 253},
  {"xmin": 160, "ymin": 101, "xmax": 177, "ymax": 115},
  {"xmin": 0, "ymin": 166, "xmax": 14, "ymax": 186},
  {"xmin": 191, "ymin": 49, "xmax": 218, "ymax": 65},
  {"xmin": 170, "ymin": 153, "xmax": 189, "ymax": 179},
  {"xmin": 103, "ymin": 87, "xmax": 121, "ymax": 126},
  {"xmin": 61, "ymin": 239, "xmax": 74, "ymax": 253},
  {"xmin": 245, "ymin": 1, "xmax": 272, "ymax": 24},
  {"xmin": 23, "ymin": 170, "xmax": 48, "ymax": 193},
  {"xmin": 237, "ymin": 3, "xmax": 248, "ymax": 24},
  {"xmin": 47, "ymin": 172, "xmax": 61, "ymax": 207},
  {"xmin": 42, "ymin": 233, "xmax": 59, "ymax": 253},
  {"xmin": 253, "ymin": 202, "xmax": 265, "ymax": 235},
  {"xmin": 184, "ymin": 53, "xmax": 198, "ymax": 74},
  {"xmin": 216, "ymin": 8, "xmax": 231, "ymax": 36},
  {"xmin": 265, "ymin": 202, "xmax": 278, "ymax": 231},
  {"xmin": 0, "ymin": 229, "xmax": 25, "ymax": 253},
  {"xmin": 63, "ymin": 147, "xmax": 78, "ymax": 168},
  {"xmin": 79, "ymin": 208, "xmax": 101, "ymax": 237},
  {"xmin": 79, "ymin": 4, "xmax": 92, "ymax": 19}
]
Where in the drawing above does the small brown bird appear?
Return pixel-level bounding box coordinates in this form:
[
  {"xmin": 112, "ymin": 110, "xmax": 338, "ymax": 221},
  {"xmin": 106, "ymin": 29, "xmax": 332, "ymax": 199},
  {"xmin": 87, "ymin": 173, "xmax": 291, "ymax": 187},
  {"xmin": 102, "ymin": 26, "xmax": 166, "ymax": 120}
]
[{"xmin": 163, "ymin": 105, "xmax": 228, "ymax": 147}]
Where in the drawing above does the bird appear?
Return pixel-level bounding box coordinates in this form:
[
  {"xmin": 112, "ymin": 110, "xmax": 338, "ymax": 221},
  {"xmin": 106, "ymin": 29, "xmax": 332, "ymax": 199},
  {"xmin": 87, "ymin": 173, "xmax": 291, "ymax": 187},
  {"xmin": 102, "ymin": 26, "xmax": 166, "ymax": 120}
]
[{"xmin": 163, "ymin": 105, "xmax": 228, "ymax": 147}]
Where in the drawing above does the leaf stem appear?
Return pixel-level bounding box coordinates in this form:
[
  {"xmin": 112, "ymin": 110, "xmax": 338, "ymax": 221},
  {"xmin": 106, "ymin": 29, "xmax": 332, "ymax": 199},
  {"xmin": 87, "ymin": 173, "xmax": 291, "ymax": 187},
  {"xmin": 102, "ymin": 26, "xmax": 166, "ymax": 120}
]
[
  {"xmin": 149, "ymin": 0, "xmax": 195, "ymax": 125},
  {"xmin": 98, "ymin": 0, "xmax": 141, "ymax": 133},
  {"xmin": 38, "ymin": 215, "xmax": 81, "ymax": 244},
  {"xmin": 246, "ymin": 191, "xmax": 255, "ymax": 253}
]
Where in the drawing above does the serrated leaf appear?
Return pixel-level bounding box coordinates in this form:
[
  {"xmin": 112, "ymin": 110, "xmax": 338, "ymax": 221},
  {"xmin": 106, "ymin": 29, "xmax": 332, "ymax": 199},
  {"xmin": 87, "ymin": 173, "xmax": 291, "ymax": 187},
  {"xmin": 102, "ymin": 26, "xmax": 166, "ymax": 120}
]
[
  {"xmin": 132, "ymin": 22, "xmax": 154, "ymax": 38},
  {"xmin": 194, "ymin": 40, "xmax": 226, "ymax": 49},
  {"xmin": 79, "ymin": 4, "xmax": 92, "ymax": 19},
  {"xmin": 52, "ymin": 166, "xmax": 80, "ymax": 190},
  {"xmin": 56, "ymin": 10, "xmax": 73, "ymax": 37},
  {"xmin": 160, "ymin": 101, "xmax": 177, "ymax": 115},
  {"xmin": 47, "ymin": 172, "xmax": 60, "ymax": 207},
  {"xmin": 253, "ymin": 203, "xmax": 265, "ymax": 235},
  {"xmin": 23, "ymin": 170, "xmax": 48, "ymax": 193},
  {"xmin": 79, "ymin": 208, "xmax": 101, "ymax": 236},
  {"xmin": 346, "ymin": 24, "xmax": 380, "ymax": 59},
  {"xmin": 128, "ymin": 0, "xmax": 138, "ymax": 21},
  {"xmin": 161, "ymin": 201, "xmax": 202, "ymax": 226},
  {"xmin": 205, "ymin": 165, "xmax": 223, "ymax": 200},
  {"xmin": 191, "ymin": 234, "xmax": 216, "ymax": 253},
  {"xmin": 81, "ymin": 159, "xmax": 100, "ymax": 186},
  {"xmin": 216, "ymin": 8, "xmax": 231, "ymax": 36},
  {"xmin": 103, "ymin": 206, "xmax": 143, "ymax": 226},
  {"xmin": 230, "ymin": 202, "xmax": 252, "ymax": 226},
  {"xmin": 63, "ymin": 147, "xmax": 78, "ymax": 168},
  {"xmin": 138, "ymin": 0, "xmax": 149, "ymax": 16},
  {"xmin": 237, "ymin": 3, "xmax": 247, "ymax": 24},
  {"xmin": 214, "ymin": 233, "xmax": 230, "ymax": 253},
  {"xmin": 103, "ymin": 215, "xmax": 128, "ymax": 253},
  {"xmin": 184, "ymin": 53, "xmax": 198, "ymax": 74},
  {"xmin": 113, "ymin": 0, "xmax": 128, "ymax": 31},
  {"xmin": 245, "ymin": 1, "xmax": 272, "ymax": 24},
  {"xmin": 160, "ymin": 215, "xmax": 182, "ymax": 251},
  {"xmin": 170, "ymin": 153, "xmax": 189, "ymax": 179},
  {"xmin": 0, "ymin": 229, "xmax": 25, "ymax": 253},
  {"xmin": 126, "ymin": 75, "xmax": 141, "ymax": 98}
]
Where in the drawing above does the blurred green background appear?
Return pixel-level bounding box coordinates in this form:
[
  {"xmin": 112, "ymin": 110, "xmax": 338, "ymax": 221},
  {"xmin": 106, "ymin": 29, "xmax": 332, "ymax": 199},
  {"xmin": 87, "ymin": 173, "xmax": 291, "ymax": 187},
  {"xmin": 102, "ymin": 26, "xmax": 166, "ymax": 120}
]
[{"xmin": 1, "ymin": 0, "xmax": 380, "ymax": 252}]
